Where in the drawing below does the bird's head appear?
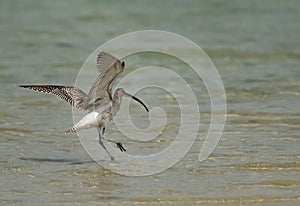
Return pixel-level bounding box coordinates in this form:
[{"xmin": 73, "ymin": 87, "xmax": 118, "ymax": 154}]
[{"xmin": 115, "ymin": 88, "xmax": 149, "ymax": 112}]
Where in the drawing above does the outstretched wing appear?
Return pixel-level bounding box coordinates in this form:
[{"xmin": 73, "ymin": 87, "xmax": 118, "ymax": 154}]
[
  {"xmin": 87, "ymin": 52, "xmax": 125, "ymax": 108},
  {"xmin": 18, "ymin": 85, "xmax": 89, "ymax": 110}
]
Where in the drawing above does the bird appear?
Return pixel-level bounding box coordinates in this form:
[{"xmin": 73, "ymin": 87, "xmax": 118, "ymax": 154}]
[{"xmin": 19, "ymin": 51, "xmax": 149, "ymax": 160}]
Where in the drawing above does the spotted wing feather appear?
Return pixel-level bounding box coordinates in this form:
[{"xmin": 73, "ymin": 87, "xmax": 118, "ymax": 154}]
[
  {"xmin": 96, "ymin": 51, "xmax": 120, "ymax": 73},
  {"xmin": 87, "ymin": 52, "xmax": 125, "ymax": 108},
  {"xmin": 18, "ymin": 85, "xmax": 89, "ymax": 110}
]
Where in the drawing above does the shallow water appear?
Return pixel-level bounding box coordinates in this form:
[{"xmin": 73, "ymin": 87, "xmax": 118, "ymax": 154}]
[{"xmin": 1, "ymin": 0, "xmax": 300, "ymax": 205}]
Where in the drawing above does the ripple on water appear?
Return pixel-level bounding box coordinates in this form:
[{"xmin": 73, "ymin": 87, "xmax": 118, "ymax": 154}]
[
  {"xmin": 0, "ymin": 128, "xmax": 34, "ymax": 137},
  {"xmin": 258, "ymin": 179, "xmax": 300, "ymax": 187},
  {"xmin": 229, "ymin": 161, "xmax": 300, "ymax": 172}
]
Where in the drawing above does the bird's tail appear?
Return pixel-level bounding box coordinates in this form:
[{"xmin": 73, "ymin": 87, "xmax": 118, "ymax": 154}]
[{"xmin": 66, "ymin": 126, "xmax": 78, "ymax": 133}]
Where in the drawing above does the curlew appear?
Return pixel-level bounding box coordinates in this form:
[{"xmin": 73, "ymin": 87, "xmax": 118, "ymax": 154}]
[{"xmin": 19, "ymin": 52, "xmax": 149, "ymax": 160}]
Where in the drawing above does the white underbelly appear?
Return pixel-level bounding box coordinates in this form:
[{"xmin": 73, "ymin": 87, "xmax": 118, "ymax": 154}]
[{"xmin": 67, "ymin": 111, "xmax": 102, "ymax": 132}]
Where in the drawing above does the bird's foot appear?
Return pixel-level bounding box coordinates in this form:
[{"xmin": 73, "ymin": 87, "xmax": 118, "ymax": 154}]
[
  {"xmin": 116, "ymin": 142, "xmax": 126, "ymax": 152},
  {"xmin": 103, "ymin": 138, "xmax": 126, "ymax": 152}
]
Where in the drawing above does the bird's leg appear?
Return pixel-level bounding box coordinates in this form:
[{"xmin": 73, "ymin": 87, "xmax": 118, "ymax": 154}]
[
  {"xmin": 97, "ymin": 127, "xmax": 114, "ymax": 161},
  {"xmin": 102, "ymin": 127, "xmax": 106, "ymax": 136},
  {"xmin": 101, "ymin": 127, "xmax": 126, "ymax": 152}
]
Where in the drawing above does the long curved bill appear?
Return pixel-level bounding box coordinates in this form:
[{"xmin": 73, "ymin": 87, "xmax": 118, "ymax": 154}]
[{"xmin": 124, "ymin": 92, "xmax": 149, "ymax": 112}]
